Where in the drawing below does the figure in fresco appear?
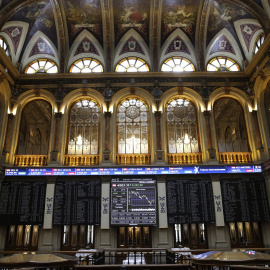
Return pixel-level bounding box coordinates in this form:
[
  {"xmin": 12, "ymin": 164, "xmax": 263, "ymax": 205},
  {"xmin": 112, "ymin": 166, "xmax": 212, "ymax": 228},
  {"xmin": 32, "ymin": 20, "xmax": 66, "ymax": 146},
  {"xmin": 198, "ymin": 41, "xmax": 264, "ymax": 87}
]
[
  {"xmin": 65, "ymin": 1, "xmax": 101, "ymax": 41},
  {"xmin": 163, "ymin": 3, "xmax": 196, "ymax": 34},
  {"xmin": 121, "ymin": 5, "xmax": 147, "ymax": 26},
  {"xmin": 21, "ymin": 2, "xmax": 52, "ymax": 29},
  {"xmin": 209, "ymin": 1, "xmax": 246, "ymax": 31}
]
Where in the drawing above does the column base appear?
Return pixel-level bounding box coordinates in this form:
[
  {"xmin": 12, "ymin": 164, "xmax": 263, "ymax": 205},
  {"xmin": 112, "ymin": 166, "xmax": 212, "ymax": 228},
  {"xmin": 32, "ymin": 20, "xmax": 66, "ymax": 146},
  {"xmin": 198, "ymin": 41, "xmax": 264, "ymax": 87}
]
[
  {"xmin": 48, "ymin": 151, "xmax": 59, "ymax": 165},
  {"xmin": 102, "ymin": 150, "xmax": 111, "ymax": 165},
  {"xmin": 156, "ymin": 150, "xmax": 165, "ymax": 164},
  {"xmin": 208, "ymin": 148, "xmax": 218, "ymax": 164},
  {"xmin": 1, "ymin": 151, "xmax": 9, "ymax": 165}
]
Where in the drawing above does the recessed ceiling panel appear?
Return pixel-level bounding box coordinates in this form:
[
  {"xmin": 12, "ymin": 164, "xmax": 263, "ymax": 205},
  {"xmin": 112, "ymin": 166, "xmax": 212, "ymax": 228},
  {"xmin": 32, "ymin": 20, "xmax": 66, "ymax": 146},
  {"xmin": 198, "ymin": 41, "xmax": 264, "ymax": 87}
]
[
  {"xmin": 161, "ymin": 0, "xmax": 200, "ymax": 46},
  {"xmin": 63, "ymin": 0, "xmax": 103, "ymax": 48},
  {"xmin": 113, "ymin": 0, "xmax": 150, "ymax": 46}
]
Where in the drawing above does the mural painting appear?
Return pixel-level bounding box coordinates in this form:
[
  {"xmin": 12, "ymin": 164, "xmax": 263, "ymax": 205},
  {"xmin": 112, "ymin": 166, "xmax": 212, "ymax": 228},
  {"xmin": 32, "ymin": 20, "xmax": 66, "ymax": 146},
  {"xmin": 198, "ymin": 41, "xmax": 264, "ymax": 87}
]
[
  {"xmin": 0, "ymin": 0, "xmax": 12, "ymax": 9},
  {"xmin": 252, "ymin": 0, "xmax": 263, "ymax": 8},
  {"xmin": 161, "ymin": 0, "xmax": 199, "ymax": 46},
  {"xmin": 63, "ymin": 0, "xmax": 103, "ymax": 47},
  {"xmin": 7, "ymin": 1, "xmax": 57, "ymax": 60},
  {"xmin": 207, "ymin": 0, "xmax": 255, "ymax": 46},
  {"xmin": 113, "ymin": 0, "xmax": 150, "ymax": 46}
]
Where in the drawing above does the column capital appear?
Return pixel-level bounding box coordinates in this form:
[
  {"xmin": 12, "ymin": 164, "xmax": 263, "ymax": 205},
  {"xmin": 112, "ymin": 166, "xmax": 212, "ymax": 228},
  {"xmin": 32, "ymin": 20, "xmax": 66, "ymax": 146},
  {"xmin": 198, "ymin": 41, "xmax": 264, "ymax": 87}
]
[
  {"xmin": 54, "ymin": 112, "xmax": 62, "ymax": 119},
  {"xmin": 203, "ymin": 110, "xmax": 211, "ymax": 117},
  {"xmin": 8, "ymin": 113, "xmax": 14, "ymax": 120},
  {"xmin": 105, "ymin": 111, "xmax": 112, "ymax": 118},
  {"xmin": 154, "ymin": 111, "xmax": 162, "ymax": 117}
]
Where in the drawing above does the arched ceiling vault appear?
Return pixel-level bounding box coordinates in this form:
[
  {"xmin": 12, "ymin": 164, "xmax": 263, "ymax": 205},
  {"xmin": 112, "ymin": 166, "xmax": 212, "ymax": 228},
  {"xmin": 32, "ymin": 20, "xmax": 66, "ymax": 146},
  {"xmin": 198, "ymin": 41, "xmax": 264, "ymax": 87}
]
[{"xmin": 0, "ymin": 0, "xmax": 269, "ymax": 73}]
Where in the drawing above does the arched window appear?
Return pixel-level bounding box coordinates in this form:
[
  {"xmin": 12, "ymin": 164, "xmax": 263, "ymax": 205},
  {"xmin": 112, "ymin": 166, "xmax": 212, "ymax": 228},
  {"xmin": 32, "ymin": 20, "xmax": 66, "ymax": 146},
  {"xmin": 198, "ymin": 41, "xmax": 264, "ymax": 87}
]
[
  {"xmin": 24, "ymin": 59, "xmax": 58, "ymax": 74},
  {"xmin": 117, "ymin": 98, "xmax": 149, "ymax": 154},
  {"xmin": 17, "ymin": 100, "xmax": 52, "ymax": 155},
  {"xmin": 207, "ymin": 57, "xmax": 240, "ymax": 71},
  {"xmin": 69, "ymin": 58, "xmax": 103, "ymax": 73},
  {"xmin": 115, "ymin": 57, "xmax": 149, "ymax": 72},
  {"xmin": 0, "ymin": 37, "xmax": 11, "ymax": 59},
  {"xmin": 161, "ymin": 57, "xmax": 195, "ymax": 72},
  {"xmin": 214, "ymin": 98, "xmax": 249, "ymax": 153},
  {"xmin": 67, "ymin": 99, "xmax": 100, "ymax": 155},
  {"xmin": 166, "ymin": 98, "xmax": 199, "ymax": 153},
  {"xmin": 253, "ymin": 33, "xmax": 265, "ymax": 54}
]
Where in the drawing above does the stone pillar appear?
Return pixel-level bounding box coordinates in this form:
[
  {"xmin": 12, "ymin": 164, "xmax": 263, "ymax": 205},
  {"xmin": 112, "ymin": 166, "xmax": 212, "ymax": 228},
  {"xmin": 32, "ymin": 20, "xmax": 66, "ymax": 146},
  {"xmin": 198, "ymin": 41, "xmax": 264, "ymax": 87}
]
[
  {"xmin": 262, "ymin": 160, "xmax": 270, "ymax": 247},
  {"xmin": 41, "ymin": 177, "xmax": 56, "ymax": 251},
  {"xmin": 103, "ymin": 112, "xmax": 111, "ymax": 163},
  {"xmin": 99, "ymin": 176, "xmax": 111, "ymax": 248},
  {"xmin": 50, "ymin": 112, "xmax": 62, "ymax": 164},
  {"xmin": 203, "ymin": 111, "xmax": 217, "ymax": 161},
  {"xmin": 1, "ymin": 113, "xmax": 14, "ymax": 165},
  {"xmin": 210, "ymin": 175, "xmax": 230, "ymax": 249},
  {"xmin": 252, "ymin": 110, "xmax": 263, "ymax": 149},
  {"xmin": 154, "ymin": 111, "xmax": 164, "ymax": 163},
  {"xmin": 156, "ymin": 175, "xmax": 169, "ymax": 248}
]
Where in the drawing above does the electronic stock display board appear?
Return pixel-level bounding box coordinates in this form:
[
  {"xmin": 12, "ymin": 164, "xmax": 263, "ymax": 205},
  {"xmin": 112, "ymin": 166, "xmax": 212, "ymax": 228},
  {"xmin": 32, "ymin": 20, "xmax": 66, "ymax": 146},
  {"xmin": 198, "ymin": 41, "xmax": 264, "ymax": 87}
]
[
  {"xmin": 0, "ymin": 180, "xmax": 46, "ymax": 224},
  {"xmin": 166, "ymin": 179, "xmax": 215, "ymax": 224},
  {"xmin": 53, "ymin": 180, "xmax": 101, "ymax": 225},
  {"xmin": 5, "ymin": 165, "xmax": 262, "ymax": 176},
  {"xmin": 111, "ymin": 177, "xmax": 157, "ymax": 226},
  {"xmin": 221, "ymin": 177, "xmax": 270, "ymax": 222}
]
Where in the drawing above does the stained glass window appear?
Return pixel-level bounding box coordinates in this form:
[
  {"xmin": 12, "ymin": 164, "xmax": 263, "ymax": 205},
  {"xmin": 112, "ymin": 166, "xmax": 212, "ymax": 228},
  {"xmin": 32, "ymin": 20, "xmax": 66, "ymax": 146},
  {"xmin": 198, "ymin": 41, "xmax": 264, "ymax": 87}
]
[
  {"xmin": 69, "ymin": 58, "xmax": 103, "ymax": 73},
  {"xmin": 115, "ymin": 57, "xmax": 149, "ymax": 72},
  {"xmin": 161, "ymin": 57, "xmax": 195, "ymax": 72},
  {"xmin": 67, "ymin": 99, "xmax": 100, "ymax": 155},
  {"xmin": 254, "ymin": 33, "xmax": 265, "ymax": 54},
  {"xmin": 0, "ymin": 37, "xmax": 11, "ymax": 59},
  {"xmin": 117, "ymin": 98, "xmax": 149, "ymax": 154},
  {"xmin": 166, "ymin": 98, "xmax": 199, "ymax": 153},
  {"xmin": 25, "ymin": 59, "xmax": 58, "ymax": 74},
  {"xmin": 207, "ymin": 57, "xmax": 240, "ymax": 72}
]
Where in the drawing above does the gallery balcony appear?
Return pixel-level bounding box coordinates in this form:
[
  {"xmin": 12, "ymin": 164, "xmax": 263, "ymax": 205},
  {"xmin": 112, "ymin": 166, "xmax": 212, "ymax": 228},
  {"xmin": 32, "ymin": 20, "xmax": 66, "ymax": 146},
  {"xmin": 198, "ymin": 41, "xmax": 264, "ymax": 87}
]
[
  {"xmin": 218, "ymin": 152, "xmax": 253, "ymax": 164},
  {"xmin": 167, "ymin": 153, "xmax": 202, "ymax": 164},
  {"xmin": 65, "ymin": 155, "xmax": 99, "ymax": 166},
  {"xmin": 116, "ymin": 154, "xmax": 151, "ymax": 165},
  {"xmin": 14, "ymin": 155, "xmax": 48, "ymax": 166}
]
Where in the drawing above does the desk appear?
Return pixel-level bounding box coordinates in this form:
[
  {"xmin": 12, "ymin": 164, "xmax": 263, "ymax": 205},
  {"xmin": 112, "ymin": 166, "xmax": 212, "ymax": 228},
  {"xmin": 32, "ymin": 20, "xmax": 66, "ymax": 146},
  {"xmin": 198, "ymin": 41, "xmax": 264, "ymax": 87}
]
[
  {"xmin": 122, "ymin": 253, "xmax": 146, "ymax": 265},
  {"xmin": 171, "ymin": 248, "xmax": 192, "ymax": 264},
  {"xmin": 75, "ymin": 249, "xmax": 97, "ymax": 265}
]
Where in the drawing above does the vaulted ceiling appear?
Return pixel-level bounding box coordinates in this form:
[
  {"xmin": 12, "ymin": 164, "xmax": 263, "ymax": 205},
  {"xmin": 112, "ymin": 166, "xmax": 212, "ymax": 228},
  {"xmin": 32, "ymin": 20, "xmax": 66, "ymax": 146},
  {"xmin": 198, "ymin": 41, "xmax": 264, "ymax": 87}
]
[{"xmin": 0, "ymin": 0, "xmax": 269, "ymax": 74}]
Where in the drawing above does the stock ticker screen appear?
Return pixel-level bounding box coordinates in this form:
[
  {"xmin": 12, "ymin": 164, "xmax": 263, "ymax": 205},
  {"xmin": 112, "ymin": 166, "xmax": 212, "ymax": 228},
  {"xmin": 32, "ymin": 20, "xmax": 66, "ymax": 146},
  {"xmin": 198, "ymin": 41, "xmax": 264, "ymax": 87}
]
[{"xmin": 110, "ymin": 177, "xmax": 157, "ymax": 226}]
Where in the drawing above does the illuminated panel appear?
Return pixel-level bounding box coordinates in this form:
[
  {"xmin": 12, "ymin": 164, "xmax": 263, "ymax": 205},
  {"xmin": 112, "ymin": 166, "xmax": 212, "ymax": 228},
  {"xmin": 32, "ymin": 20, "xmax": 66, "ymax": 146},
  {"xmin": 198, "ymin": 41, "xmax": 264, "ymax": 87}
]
[
  {"xmin": 111, "ymin": 177, "xmax": 157, "ymax": 226},
  {"xmin": 5, "ymin": 165, "xmax": 262, "ymax": 176}
]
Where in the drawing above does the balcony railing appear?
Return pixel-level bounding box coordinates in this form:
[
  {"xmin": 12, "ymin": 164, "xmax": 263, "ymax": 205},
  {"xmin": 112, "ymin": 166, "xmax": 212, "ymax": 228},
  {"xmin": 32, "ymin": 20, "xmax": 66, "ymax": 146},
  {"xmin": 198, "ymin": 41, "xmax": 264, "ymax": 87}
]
[
  {"xmin": 116, "ymin": 154, "xmax": 151, "ymax": 165},
  {"xmin": 14, "ymin": 155, "xmax": 48, "ymax": 166},
  {"xmin": 167, "ymin": 153, "xmax": 202, "ymax": 164},
  {"xmin": 218, "ymin": 152, "xmax": 252, "ymax": 164},
  {"xmin": 65, "ymin": 155, "xmax": 99, "ymax": 166}
]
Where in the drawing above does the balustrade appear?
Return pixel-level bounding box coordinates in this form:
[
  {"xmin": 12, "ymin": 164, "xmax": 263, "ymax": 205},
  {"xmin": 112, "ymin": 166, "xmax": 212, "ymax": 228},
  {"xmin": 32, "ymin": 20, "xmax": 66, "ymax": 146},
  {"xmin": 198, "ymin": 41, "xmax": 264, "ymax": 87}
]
[
  {"xmin": 14, "ymin": 155, "xmax": 48, "ymax": 166},
  {"xmin": 167, "ymin": 153, "xmax": 202, "ymax": 164},
  {"xmin": 218, "ymin": 152, "xmax": 252, "ymax": 164},
  {"xmin": 116, "ymin": 154, "xmax": 151, "ymax": 165},
  {"xmin": 65, "ymin": 155, "xmax": 99, "ymax": 166}
]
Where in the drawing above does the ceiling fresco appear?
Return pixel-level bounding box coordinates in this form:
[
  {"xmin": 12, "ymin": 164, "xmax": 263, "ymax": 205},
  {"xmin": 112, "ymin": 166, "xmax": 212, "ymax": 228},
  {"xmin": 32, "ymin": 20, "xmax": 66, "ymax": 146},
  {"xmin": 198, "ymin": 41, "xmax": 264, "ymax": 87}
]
[
  {"xmin": 0, "ymin": 0, "xmax": 12, "ymax": 9},
  {"xmin": 0, "ymin": 0, "xmax": 269, "ymax": 72},
  {"xmin": 113, "ymin": 0, "xmax": 150, "ymax": 46},
  {"xmin": 62, "ymin": 0, "xmax": 103, "ymax": 47},
  {"xmin": 7, "ymin": 1, "xmax": 57, "ymax": 60},
  {"xmin": 252, "ymin": 0, "xmax": 263, "ymax": 7},
  {"xmin": 207, "ymin": 0, "xmax": 256, "ymax": 46},
  {"xmin": 161, "ymin": 0, "xmax": 200, "ymax": 46}
]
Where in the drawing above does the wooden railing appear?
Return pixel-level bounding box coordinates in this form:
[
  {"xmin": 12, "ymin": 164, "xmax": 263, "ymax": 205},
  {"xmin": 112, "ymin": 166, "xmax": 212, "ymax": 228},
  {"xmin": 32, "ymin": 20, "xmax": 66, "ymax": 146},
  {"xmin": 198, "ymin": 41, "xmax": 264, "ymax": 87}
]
[
  {"xmin": 218, "ymin": 152, "xmax": 252, "ymax": 164},
  {"xmin": 167, "ymin": 153, "xmax": 202, "ymax": 164},
  {"xmin": 65, "ymin": 155, "xmax": 99, "ymax": 166},
  {"xmin": 116, "ymin": 154, "xmax": 151, "ymax": 165},
  {"xmin": 14, "ymin": 155, "xmax": 48, "ymax": 166}
]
